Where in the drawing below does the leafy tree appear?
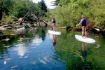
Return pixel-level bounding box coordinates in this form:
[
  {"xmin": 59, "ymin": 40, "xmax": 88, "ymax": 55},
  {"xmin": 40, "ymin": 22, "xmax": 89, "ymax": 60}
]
[
  {"xmin": 0, "ymin": 0, "xmax": 14, "ymax": 20},
  {"xmin": 10, "ymin": 0, "xmax": 33, "ymax": 18},
  {"xmin": 38, "ymin": 0, "xmax": 47, "ymax": 16},
  {"xmin": 0, "ymin": 0, "xmax": 48, "ymax": 21},
  {"xmin": 51, "ymin": 0, "xmax": 105, "ymax": 28}
]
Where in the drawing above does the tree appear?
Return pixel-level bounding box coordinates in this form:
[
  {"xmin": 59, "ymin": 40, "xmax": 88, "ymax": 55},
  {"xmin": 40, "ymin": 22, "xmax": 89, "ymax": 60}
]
[
  {"xmin": 51, "ymin": 0, "xmax": 105, "ymax": 28},
  {"xmin": 0, "ymin": 0, "xmax": 48, "ymax": 22},
  {"xmin": 0, "ymin": 0, "xmax": 14, "ymax": 20},
  {"xmin": 39, "ymin": 0, "xmax": 47, "ymax": 16}
]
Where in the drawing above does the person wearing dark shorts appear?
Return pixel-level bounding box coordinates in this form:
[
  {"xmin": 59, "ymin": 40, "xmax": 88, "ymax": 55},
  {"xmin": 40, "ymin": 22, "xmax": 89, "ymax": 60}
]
[{"xmin": 80, "ymin": 15, "xmax": 87, "ymax": 36}]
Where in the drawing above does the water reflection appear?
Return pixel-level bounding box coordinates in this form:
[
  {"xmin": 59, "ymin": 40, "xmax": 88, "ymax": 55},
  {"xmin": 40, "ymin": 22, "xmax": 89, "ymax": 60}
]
[
  {"xmin": 81, "ymin": 43, "xmax": 88, "ymax": 62},
  {"xmin": 15, "ymin": 43, "xmax": 27, "ymax": 57},
  {"xmin": 32, "ymin": 35, "xmax": 43, "ymax": 46},
  {"xmin": 41, "ymin": 28, "xmax": 46, "ymax": 41},
  {"xmin": 36, "ymin": 27, "xmax": 46, "ymax": 41},
  {"xmin": 48, "ymin": 33, "xmax": 57, "ymax": 46},
  {"xmin": 0, "ymin": 27, "xmax": 65, "ymax": 70},
  {"xmin": 79, "ymin": 43, "xmax": 92, "ymax": 70},
  {"xmin": 3, "ymin": 54, "xmax": 11, "ymax": 65},
  {"xmin": 52, "ymin": 35, "xmax": 57, "ymax": 46},
  {"xmin": 0, "ymin": 50, "xmax": 11, "ymax": 65}
]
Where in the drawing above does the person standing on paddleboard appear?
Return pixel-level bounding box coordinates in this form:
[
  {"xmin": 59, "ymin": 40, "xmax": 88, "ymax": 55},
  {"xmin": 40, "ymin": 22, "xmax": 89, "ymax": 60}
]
[
  {"xmin": 51, "ymin": 18, "xmax": 56, "ymax": 30},
  {"xmin": 79, "ymin": 15, "xmax": 87, "ymax": 36},
  {"xmin": 50, "ymin": 18, "xmax": 57, "ymax": 45}
]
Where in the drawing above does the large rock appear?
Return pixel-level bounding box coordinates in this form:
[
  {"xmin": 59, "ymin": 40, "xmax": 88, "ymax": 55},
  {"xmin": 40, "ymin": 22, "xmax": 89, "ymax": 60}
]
[{"xmin": 16, "ymin": 27, "xmax": 25, "ymax": 35}]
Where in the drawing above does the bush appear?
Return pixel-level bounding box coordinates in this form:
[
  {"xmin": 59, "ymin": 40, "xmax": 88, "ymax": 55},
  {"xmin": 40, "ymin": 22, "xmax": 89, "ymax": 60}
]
[
  {"xmin": 50, "ymin": 0, "xmax": 105, "ymax": 28},
  {"xmin": 1, "ymin": 16, "xmax": 14, "ymax": 24}
]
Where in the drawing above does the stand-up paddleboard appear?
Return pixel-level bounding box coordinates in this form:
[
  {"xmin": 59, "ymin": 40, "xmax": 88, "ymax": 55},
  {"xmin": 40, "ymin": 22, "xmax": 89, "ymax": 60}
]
[
  {"xmin": 75, "ymin": 35, "xmax": 96, "ymax": 44},
  {"xmin": 48, "ymin": 30, "xmax": 61, "ymax": 35}
]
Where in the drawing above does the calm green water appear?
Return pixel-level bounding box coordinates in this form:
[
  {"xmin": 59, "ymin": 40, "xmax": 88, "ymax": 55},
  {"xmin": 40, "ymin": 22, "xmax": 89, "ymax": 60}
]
[
  {"xmin": 1, "ymin": 28, "xmax": 105, "ymax": 70},
  {"xmin": 56, "ymin": 31, "xmax": 105, "ymax": 70},
  {"xmin": 0, "ymin": 28, "xmax": 66, "ymax": 70}
]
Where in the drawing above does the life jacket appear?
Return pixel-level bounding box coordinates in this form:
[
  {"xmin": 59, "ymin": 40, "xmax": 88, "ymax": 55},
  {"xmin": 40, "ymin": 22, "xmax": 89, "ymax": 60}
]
[{"xmin": 82, "ymin": 18, "xmax": 86, "ymax": 24}]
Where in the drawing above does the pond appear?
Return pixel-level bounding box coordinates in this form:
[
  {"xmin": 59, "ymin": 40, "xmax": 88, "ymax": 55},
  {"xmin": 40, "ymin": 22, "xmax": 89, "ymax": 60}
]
[{"xmin": 0, "ymin": 27, "xmax": 66, "ymax": 70}]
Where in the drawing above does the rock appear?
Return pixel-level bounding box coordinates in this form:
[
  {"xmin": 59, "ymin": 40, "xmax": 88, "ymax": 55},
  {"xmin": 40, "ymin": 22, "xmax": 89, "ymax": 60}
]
[
  {"xmin": 0, "ymin": 26, "xmax": 6, "ymax": 30},
  {"xmin": 16, "ymin": 27, "xmax": 25, "ymax": 35},
  {"xmin": 66, "ymin": 26, "xmax": 72, "ymax": 32},
  {"xmin": 2, "ymin": 38, "xmax": 10, "ymax": 41}
]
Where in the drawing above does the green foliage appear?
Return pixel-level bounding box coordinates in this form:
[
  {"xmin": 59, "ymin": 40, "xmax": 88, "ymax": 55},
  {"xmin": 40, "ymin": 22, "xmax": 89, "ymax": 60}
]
[
  {"xmin": 0, "ymin": 0, "xmax": 14, "ymax": 20},
  {"xmin": 0, "ymin": 0, "xmax": 14, "ymax": 14},
  {"xmin": 38, "ymin": 0, "xmax": 47, "ymax": 16},
  {"xmin": 1, "ymin": 16, "xmax": 14, "ymax": 24},
  {"xmin": 0, "ymin": 0, "xmax": 47, "ymax": 21},
  {"xmin": 10, "ymin": 0, "xmax": 40, "ymax": 18},
  {"xmin": 51, "ymin": 0, "xmax": 105, "ymax": 28}
]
